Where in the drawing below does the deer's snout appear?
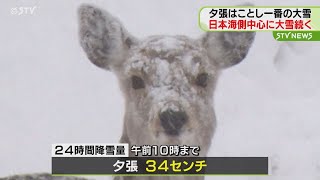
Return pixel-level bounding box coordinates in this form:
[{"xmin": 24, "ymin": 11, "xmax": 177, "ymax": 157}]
[{"xmin": 159, "ymin": 109, "xmax": 188, "ymax": 136}]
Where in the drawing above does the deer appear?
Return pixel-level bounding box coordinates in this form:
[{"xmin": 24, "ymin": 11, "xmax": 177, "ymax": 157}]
[
  {"xmin": 80, "ymin": 3, "xmax": 255, "ymax": 180},
  {"xmin": 1, "ymin": 3, "xmax": 256, "ymax": 180},
  {"xmin": 0, "ymin": 3, "xmax": 256, "ymax": 180}
]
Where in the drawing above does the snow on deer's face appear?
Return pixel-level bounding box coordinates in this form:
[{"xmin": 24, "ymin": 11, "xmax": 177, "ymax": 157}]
[
  {"xmin": 117, "ymin": 36, "xmax": 217, "ymax": 149},
  {"xmin": 78, "ymin": 4, "xmax": 255, "ymax": 155}
]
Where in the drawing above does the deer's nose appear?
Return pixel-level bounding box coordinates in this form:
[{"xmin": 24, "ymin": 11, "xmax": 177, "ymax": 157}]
[{"xmin": 159, "ymin": 109, "xmax": 188, "ymax": 136}]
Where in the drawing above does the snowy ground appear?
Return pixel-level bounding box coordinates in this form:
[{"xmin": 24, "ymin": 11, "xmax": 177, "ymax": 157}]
[{"xmin": 0, "ymin": 0, "xmax": 319, "ymax": 180}]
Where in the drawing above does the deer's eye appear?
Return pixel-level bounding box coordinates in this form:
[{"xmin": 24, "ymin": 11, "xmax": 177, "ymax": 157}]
[
  {"xmin": 131, "ymin": 75, "xmax": 145, "ymax": 89},
  {"xmin": 196, "ymin": 73, "xmax": 208, "ymax": 87}
]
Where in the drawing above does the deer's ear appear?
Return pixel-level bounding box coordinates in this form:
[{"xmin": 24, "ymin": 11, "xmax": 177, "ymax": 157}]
[
  {"xmin": 78, "ymin": 4, "xmax": 137, "ymax": 70},
  {"xmin": 201, "ymin": 32, "xmax": 255, "ymax": 69}
]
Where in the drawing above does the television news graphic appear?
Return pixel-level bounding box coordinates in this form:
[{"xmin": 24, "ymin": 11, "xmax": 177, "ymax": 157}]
[
  {"xmin": 52, "ymin": 144, "xmax": 129, "ymax": 157},
  {"xmin": 52, "ymin": 144, "xmax": 269, "ymax": 175},
  {"xmin": 199, "ymin": 6, "xmax": 320, "ymax": 41},
  {"xmin": 130, "ymin": 145, "xmax": 200, "ymax": 156}
]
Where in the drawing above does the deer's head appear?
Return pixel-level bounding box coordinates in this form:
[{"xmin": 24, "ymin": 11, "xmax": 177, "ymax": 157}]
[{"xmin": 78, "ymin": 4, "xmax": 255, "ymax": 155}]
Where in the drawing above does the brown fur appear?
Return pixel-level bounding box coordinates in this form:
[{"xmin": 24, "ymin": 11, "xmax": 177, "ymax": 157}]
[{"xmin": 78, "ymin": 4, "xmax": 255, "ymax": 180}]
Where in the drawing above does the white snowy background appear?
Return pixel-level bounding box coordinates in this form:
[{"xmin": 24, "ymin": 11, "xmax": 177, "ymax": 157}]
[{"xmin": 0, "ymin": 0, "xmax": 319, "ymax": 180}]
